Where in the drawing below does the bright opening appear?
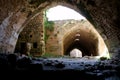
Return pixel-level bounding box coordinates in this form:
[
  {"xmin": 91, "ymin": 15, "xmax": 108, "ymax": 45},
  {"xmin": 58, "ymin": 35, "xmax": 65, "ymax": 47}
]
[
  {"xmin": 46, "ymin": 5, "xmax": 86, "ymax": 21},
  {"xmin": 70, "ymin": 48, "xmax": 82, "ymax": 58}
]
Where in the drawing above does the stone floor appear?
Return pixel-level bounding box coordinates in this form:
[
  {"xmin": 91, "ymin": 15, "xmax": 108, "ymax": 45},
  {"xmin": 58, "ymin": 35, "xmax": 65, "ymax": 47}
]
[{"xmin": 0, "ymin": 54, "xmax": 120, "ymax": 80}]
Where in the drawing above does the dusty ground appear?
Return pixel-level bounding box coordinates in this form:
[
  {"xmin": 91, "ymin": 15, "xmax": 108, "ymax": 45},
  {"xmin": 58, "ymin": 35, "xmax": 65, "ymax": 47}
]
[{"xmin": 0, "ymin": 54, "xmax": 120, "ymax": 80}]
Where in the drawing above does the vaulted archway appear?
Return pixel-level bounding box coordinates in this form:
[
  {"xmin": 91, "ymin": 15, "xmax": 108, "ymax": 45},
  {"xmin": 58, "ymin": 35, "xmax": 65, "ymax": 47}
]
[
  {"xmin": 63, "ymin": 20, "xmax": 109, "ymax": 58},
  {"xmin": 0, "ymin": 0, "xmax": 120, "ymax": 58}
]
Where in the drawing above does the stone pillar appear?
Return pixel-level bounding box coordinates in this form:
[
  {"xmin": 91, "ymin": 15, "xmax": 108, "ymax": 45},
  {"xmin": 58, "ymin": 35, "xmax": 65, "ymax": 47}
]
[
  {"xmin": 40, "ymin": 25, "xmax": 45, "ymax": 55},
  {"xmin": 26, "ymin": 42, "xmax": 32, "ymax": 56},
  {"xmin": 41, "ymin": 41, "xmax": 45, "ymax": 55},
  {"xmin": 39, "ymin": 12, "xmax": 45, "ymax": 55}
]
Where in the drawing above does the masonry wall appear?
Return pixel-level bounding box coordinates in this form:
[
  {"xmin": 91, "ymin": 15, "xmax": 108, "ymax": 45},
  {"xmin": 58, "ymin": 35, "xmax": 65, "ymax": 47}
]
[{"xmin": 15, "ymin": 15, "xmax": 43, "ymax": 56}]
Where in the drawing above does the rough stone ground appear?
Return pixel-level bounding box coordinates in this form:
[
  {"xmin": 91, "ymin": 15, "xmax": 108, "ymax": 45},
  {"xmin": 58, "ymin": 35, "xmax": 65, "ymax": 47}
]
[{"xmin": 0, "ymin": 54, "xmax": 120, "ymax": 80}]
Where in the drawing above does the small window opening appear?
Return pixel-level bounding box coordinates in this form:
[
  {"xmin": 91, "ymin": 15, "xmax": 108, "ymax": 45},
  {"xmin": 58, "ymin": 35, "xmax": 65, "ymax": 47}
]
[
  {"xmin": 33, "ymin": 42, "xmax": 37, "ymax": 48},
  {"xmin": 30, "ymin": 35, "xmax": 32, "ymax": 38}
]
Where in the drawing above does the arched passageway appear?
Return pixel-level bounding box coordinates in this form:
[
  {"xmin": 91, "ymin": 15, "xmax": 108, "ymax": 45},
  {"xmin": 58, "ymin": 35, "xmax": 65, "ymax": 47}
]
[
  {"xmin": 63, "ymin": 29, "xmax": 98, "ymax": 56},
  {"xmin": 14, "ymin": 8, "xmax": 109, "ymax": 58},
  {"xmin": 63, "ymin": 21, "xmax": 109, "ymax": 58}
]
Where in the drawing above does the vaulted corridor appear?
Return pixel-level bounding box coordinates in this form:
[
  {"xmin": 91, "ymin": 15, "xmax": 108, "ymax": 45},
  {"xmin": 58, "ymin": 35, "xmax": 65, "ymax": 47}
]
[{"xmin": 0, "ymin": 0, "xmax": 120, "ymax": 79}]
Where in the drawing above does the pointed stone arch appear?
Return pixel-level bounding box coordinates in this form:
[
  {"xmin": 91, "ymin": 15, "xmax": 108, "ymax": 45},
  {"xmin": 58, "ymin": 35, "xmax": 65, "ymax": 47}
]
[{"xmin": 0, "ymin": 0, "xmax": 119, "ymax": 58}]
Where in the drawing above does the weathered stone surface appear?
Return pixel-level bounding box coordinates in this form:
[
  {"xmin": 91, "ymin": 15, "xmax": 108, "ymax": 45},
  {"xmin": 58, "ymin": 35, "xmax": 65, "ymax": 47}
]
[
  {"xmin": 15, "ymin": 14, "xmax": 43, "ymax": 56},
  {"xmin": 0, "ymin": 53, "xmax": 120, "ymax": 79}
]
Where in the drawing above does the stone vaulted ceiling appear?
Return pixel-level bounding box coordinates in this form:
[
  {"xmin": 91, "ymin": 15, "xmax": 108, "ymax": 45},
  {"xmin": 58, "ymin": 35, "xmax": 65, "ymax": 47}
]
[{"xmin": 0, "ymin": 0, "xmax": 120, "ymax": 58}]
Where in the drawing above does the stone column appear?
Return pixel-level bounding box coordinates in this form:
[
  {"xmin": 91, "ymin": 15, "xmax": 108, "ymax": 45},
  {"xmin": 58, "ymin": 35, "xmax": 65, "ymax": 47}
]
[
  {"xmin": 26, "ymin": 42, "xmax": 32, "ymax": 56},
  {"xmin": 41, "ymin": 41, "xmax": 45, "ymax": 55}
]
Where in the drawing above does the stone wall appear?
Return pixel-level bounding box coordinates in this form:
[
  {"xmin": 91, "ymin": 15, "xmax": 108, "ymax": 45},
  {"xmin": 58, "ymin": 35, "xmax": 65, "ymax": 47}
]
[{"xmin": 15, "ymin": 14, "xmax": 44, "ymax": 56}]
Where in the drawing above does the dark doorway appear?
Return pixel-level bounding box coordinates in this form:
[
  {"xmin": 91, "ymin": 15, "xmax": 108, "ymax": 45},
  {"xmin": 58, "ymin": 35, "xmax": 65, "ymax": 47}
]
[{"xmin": 20, "ymin": 42, "xmax": 26, "ymax": 54}]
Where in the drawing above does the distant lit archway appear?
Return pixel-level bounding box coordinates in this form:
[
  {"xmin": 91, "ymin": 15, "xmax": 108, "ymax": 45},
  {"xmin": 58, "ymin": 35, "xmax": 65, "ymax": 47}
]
[{"xmin": 63, "ymin": 21, "xmax": 109, "ymax": 58}]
